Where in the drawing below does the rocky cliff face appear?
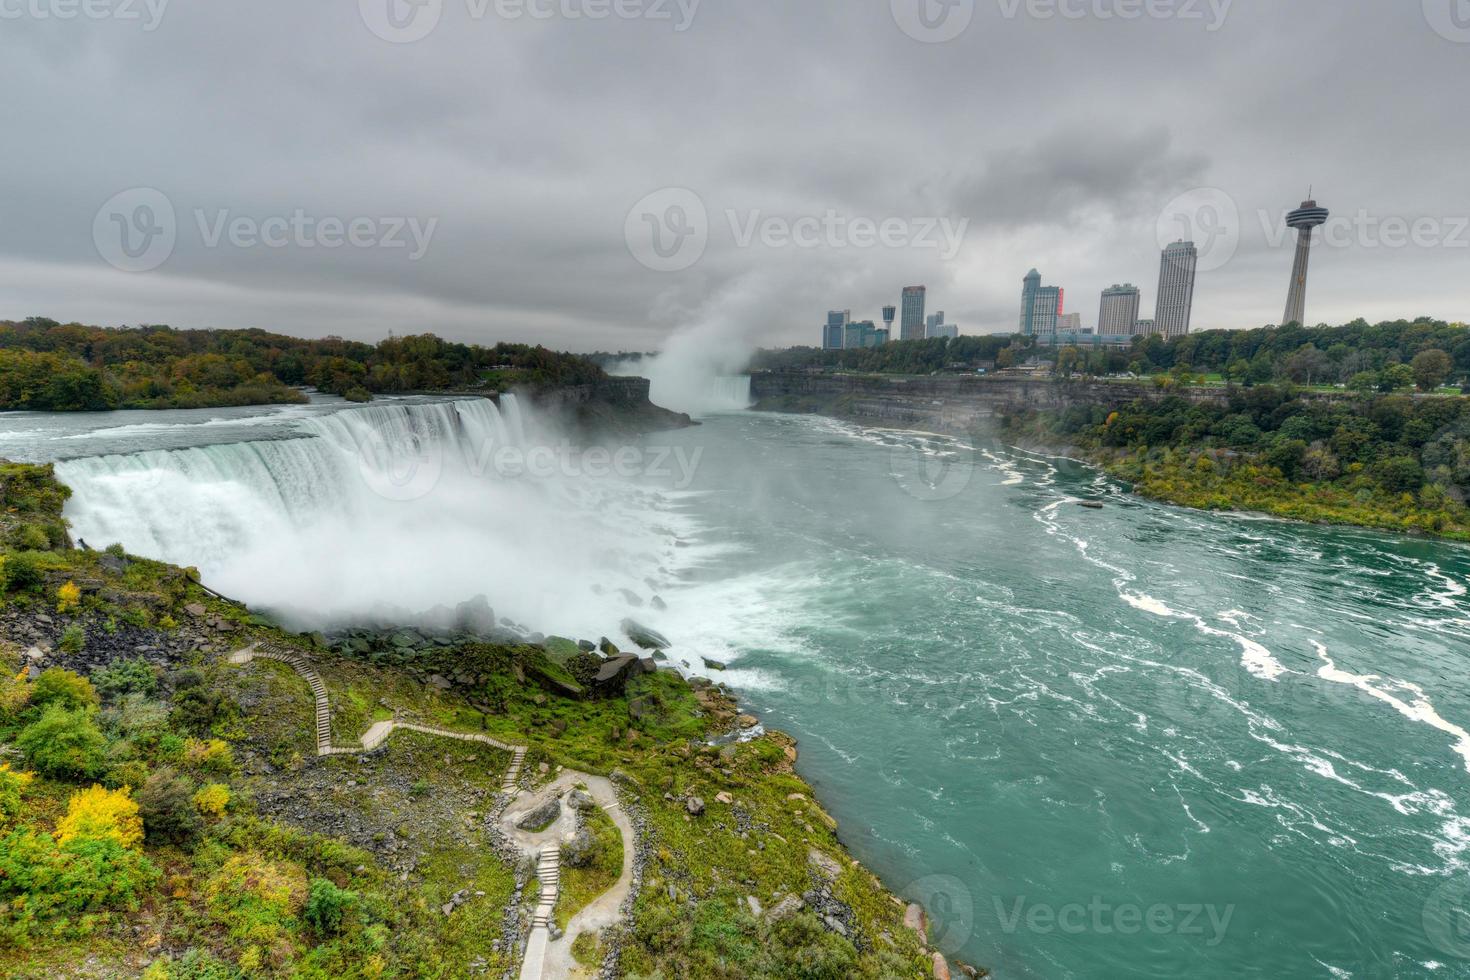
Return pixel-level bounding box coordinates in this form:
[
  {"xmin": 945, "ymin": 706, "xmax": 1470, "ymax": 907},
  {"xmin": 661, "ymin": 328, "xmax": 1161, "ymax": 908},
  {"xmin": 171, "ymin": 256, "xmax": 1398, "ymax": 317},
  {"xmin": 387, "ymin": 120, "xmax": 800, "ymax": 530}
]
[
  {"xmin": 517, "ymin": 377, "xmax": 695, "ymax": 437},
  {"xmin": 749, "ymin": 371, "xmax": 1229, "ymax": 434}
]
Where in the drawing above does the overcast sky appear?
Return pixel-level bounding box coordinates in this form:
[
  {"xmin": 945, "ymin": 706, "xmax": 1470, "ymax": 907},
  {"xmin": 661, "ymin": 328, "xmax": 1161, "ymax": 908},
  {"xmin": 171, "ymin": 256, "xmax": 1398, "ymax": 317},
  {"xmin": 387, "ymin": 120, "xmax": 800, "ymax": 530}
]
[{"xmin": 2, "ymin": 0, "xmax": 1467, "ymax": 353}]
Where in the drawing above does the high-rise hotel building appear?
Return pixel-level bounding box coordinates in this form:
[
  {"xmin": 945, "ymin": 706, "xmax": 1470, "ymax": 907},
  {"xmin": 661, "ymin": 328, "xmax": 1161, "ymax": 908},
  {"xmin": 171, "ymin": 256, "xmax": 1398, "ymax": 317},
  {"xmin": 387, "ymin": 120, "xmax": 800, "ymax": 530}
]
[
  {"xmin": 1020, "ymin": 269, "xmax": 1063, "ymax": 337},
  {"xmin": 1098, "ymin": 284, "xmax": 1141, "ymax": 336},
  {"xmin": 901, "ymin": 286, "xmax": 928, "ymax": 341},
  {"xmin": 1154, "ymin": 240, "xmax": 1197, "ymax": 338}
]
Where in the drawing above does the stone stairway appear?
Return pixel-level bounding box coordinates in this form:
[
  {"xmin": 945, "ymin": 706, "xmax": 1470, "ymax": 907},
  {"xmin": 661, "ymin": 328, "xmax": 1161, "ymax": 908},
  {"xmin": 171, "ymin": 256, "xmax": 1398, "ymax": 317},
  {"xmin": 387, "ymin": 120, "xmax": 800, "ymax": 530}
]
[
  {"xmin": 501, "ymin": 746, "xmax": 527, "ymax": 795},
  {"xmin": 531, "ymin": 843, "xmax": 560, "ymax": 928}
]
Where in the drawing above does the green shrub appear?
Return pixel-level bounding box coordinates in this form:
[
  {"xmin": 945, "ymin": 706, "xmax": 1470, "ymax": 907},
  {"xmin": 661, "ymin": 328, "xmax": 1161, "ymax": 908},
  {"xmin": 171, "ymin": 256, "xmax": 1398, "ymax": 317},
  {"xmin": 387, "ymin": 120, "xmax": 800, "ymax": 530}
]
[
  {"xmin": 1, "ymin": 552, "xmax": 45, "ymax": 593},
  {"xmin": 31, "ymin": 667, "xmax": 99, "ymax": 714},
  {"xmin": 58, "ymin": 624, "xmax": 86, "ymax": 655},
  {"xmin": 16, "ymin": 705, "xmax": 107, "ymax": 780},
  {"xmin": 169, "ymin": 669, "xmax": 236, "ymax": 736},
  {"xmin": 93, "ymin": 658, "xmax": 159, "ymax": 700},
  {"xmin": 304, "ymin": 877, "xmax": 358, "ymax": 935},
  {"xmin": 10, "ymin": 525, "xmax": 49, "ymax": 551},
  {"xmin": 0, "ymin": 765, "xmax": 33, "ymax": 827},
  {"xmin": 135, "ymin": 767, "xmax": 203, "ymax": 845},
  {"xmin": 0, "ymin": 826, "xmax": 160, "ymax": 942}
]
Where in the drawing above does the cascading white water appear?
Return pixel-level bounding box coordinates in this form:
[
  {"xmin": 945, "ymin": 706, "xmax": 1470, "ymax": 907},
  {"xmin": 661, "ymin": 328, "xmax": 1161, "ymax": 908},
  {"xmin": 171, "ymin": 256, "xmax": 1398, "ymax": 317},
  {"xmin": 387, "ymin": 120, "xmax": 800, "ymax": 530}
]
[{"xmin": 56, "ymin": 397, "xmax": 696, "ymax": 641}]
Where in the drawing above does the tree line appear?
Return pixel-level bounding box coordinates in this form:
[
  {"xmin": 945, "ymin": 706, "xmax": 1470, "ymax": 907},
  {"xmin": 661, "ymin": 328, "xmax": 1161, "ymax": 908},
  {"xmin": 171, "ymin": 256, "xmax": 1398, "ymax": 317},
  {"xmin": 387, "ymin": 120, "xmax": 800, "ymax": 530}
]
[{"xmin": 0, "ymin": 318, "xmax": 605, "ymax": 411}]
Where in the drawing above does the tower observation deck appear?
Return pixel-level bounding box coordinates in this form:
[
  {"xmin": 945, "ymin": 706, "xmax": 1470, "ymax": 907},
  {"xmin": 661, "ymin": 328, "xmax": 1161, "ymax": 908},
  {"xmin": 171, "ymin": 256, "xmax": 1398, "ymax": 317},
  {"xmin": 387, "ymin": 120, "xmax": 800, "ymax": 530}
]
[{"xmin": 1282, "ymin": 197, "xmax": 1329, "ymax": 327}]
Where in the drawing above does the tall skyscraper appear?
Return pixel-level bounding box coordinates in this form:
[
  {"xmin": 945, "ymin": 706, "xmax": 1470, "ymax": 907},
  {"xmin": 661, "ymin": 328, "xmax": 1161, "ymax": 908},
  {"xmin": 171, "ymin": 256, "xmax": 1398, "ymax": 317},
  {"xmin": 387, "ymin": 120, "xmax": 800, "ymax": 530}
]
[
  {"xmin": 901, "ymin": 286, "xmax": 927, "ymax": 341},
  {"xmin": 926, "ymin": 311, "xmax": 946, "ymax": 335},
  {"xmin": 1020, "ymin": 269, "xmax": 1064, "ymax": 337},
  {"xmin": 824, "ymin": 310, "xmax": 850, "ymax": 350},
  {"xmin": 1098, "ymin": 284, "xmax": 1141, "ymax": 336},
  {"xmin": 1282, "ymin": 196, "xmax": 1330, "ymax": 326},
  {"xmin": 1155, "ymin": 240, "xmax": 1197, "ymax": 338},
  {"xmin": 1057, "ymin": 312, "xmax": 1082, "ymax": 333},
  {"xmin": 1020, "ymin": 269, "xmax": 1041, "ymax": 335}
]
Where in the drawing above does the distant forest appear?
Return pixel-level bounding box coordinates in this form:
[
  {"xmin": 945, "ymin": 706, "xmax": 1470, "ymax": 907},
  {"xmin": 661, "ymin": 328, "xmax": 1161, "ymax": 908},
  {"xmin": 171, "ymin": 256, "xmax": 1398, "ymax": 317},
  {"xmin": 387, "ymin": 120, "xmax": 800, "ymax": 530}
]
[{"xmin": 0, "ymin": 318, "xmax": 605, "ymax": 412}]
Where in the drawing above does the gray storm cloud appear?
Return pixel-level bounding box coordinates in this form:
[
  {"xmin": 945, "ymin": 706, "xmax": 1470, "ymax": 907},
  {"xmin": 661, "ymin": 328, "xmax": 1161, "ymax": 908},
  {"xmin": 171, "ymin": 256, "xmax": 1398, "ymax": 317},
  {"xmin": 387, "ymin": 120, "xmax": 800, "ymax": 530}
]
[{"xmin": 0, "ymin": 0, "xmax": 1465, "ymax": 349}]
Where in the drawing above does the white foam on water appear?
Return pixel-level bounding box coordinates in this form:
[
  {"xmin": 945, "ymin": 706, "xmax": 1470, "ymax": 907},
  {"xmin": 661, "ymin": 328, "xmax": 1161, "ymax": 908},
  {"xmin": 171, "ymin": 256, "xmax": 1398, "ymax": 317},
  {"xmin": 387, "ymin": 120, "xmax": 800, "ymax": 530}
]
[{"xmin": 1313, "ymin": 641, "xmax": 1470, "ymax": 775}]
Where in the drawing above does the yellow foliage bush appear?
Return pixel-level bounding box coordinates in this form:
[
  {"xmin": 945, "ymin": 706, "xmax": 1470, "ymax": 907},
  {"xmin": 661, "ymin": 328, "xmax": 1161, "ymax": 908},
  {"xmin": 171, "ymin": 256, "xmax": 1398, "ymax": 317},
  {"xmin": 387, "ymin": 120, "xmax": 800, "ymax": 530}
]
[
  {"xmin": 194, "ymin": 783, "xmax": 230, "ymax": 817},
  {"xmin": 0, "ymin": 762, "xmax": 35, "ymax": 825},
  {"xmin": 186, "ymin": 738, "xmax": 235, "ymax": 773},
  {"xmin": 0, "ymin": 669, "xmax": 31, "ymax": 719},
  {"xmin": 56, "ymin": 580, "xmax": 81, "ymax": 614},
  {"xmin": 204, "ymin": 852, "xmax": 308, "ymax": 952},
  {"xmin": 55, "ymin": 784, "xmax": 144, "ymax": 850}
]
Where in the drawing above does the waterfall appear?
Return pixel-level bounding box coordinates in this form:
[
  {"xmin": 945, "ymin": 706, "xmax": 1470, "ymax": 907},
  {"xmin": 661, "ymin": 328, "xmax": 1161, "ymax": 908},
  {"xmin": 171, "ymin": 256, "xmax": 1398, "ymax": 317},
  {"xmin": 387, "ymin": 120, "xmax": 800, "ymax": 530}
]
[{"xmin": 56, "ymin": 397, "xmax": 692, "ymax": 640}]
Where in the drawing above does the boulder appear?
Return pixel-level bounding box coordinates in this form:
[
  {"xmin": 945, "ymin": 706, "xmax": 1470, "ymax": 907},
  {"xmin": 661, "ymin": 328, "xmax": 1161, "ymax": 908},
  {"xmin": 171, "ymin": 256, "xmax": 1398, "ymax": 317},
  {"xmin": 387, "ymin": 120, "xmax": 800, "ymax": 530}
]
[
  {"xmin": 807, "ymin": 848, "xmax": 842, "ymax": 879},
  {"xmin": 562, "ymin": 826, "xmax": 595, "ymax": 867},
  {"xmin": 903, "ymin": 903, "xmax": 927, "ymax": 940},
  {"xmin": 686, "ymin": 796, "xmax": 705, "ymax": 816},
  {"xmin": 568, "ymin": 789, "xmax": 595, "ymax": 812},
  {"xmin": 184, "ymin": 603, "xmax": 206, "ymax": 619},
  {"xmin": 617, "ymin": 589, "xmax": 645, "ymax": 608},
  {"xmin": 515, "ymin": 797, "xmax": 561, "ymax": 832},
  {"xmin": 621, "ymin": 618, "xmax": 671, "ymax": 651},
  {"xmin": 768, "ymin": 895, "xmax": 804, "ymax": 922},
  {"xmin": 932, "ymin": 953, "xmax": 951, "ymax": 980},
  {"xmin": 98, "ymin": 553, "xmax": 130, "ymax": 576},
  {"xmin": 702, "ymin": 658, "xmax": 727, "ymax": 672},
  {"xmin": 593, "ymin": 655, "xmax": 640, "ymax": 689}
]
